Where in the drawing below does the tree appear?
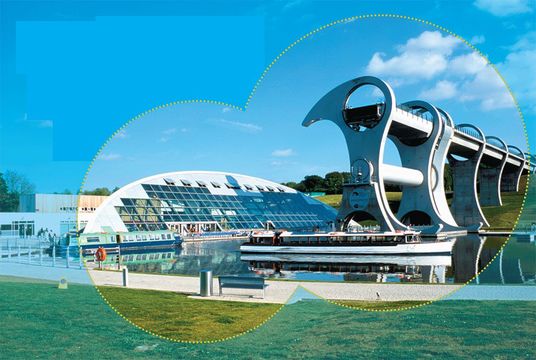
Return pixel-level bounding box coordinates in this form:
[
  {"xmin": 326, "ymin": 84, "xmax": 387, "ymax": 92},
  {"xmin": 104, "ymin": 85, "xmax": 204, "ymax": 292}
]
[
  {"xmin": 3, "ymin": 170, "xmax": 35, "ymax": 195},
  {"xmin": 324, "ymin": 172, "xmax": 345, "ymax": 194},
  {"xmin": 0, "ymin": 172, "xmax": 21, "ymax": 212},
  {"xmin": 82, "ymin": 187, "xmax": 112, "ymax": 196},
  {"xmin": 281, "ymin": 181, "xmax": 298, "ymax": 189},
  {"xmin": 301, "ymin": 175, "xmax": 325, "ymax": 192},
  {"xmin": 444, "ymin": 163, "xmax": 453, "ymax": 192}
]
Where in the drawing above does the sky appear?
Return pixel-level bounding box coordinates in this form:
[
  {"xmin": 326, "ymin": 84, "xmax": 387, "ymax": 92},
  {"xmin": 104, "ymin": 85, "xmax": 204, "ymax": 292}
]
[{"xmin": 1, "ymin": 0, "xmax": 535, "ymax": 193}]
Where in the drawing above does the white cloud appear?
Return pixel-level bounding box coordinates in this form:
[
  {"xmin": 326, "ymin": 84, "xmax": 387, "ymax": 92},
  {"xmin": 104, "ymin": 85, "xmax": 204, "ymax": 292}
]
[
  {"xmin": 458, "ymin": 67, "xmax": 514, "ymax": 111},
  {"xmin": 400, "ymin": 31, "xmax": 459, "ymax": 55},
  {"xmin": 366, "ymin": 31, "xmax": 460, "ymax": 80},
  {"xmin": 97, "ymin": 153, "xmax": 122, "ymax": 161},
  {"xmin": 271, "ymin": 148, "xmax": 295, "ymax": 157},
  {"xmin": 162, "ymin": 128, "xmax": 177, "ymax": 135},
  {"xmin": 449, "ymin": 52, "xmax": 488, "ymax": 76},
  {"xmin": 38, "ymin": 120, "xmax": 53, "ymax": 128},
  {"xmin": 216, "ymin": 119, "xmax": 262, "ymax": 133},
  {"xmin": 159, "ymin": 127, "xmax": 188, "ymax": 142},
  {"xmin": 115, "ymin": 129, "xmax": 127, "ymax": 139},
  {"xmin": 497, "ymin": 33, "xmax": 536, "ymax": 112},
  {"xmin": 418, "ymin": 80, "xmax": 458, "ymax": 101},
  {"xmin": 474, "ymin": 0, "xmax": 533, "ymax": 16},
  {"xmin": 222, "ymin": 107, "xmax": 232, "ymax": 113},
  {"xmin": 470, "ymin": 35, "xmax": 486, "ymax": 44},
  {"xmin": 365, "ymin": 30, "xmax": 518, "ymax": 112}
]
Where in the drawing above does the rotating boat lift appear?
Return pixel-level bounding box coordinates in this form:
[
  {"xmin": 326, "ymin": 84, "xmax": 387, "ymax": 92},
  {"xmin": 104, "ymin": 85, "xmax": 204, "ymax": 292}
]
[{"xmin": 303, "ymin": 76, "xmax": 531, "ymax": 235}]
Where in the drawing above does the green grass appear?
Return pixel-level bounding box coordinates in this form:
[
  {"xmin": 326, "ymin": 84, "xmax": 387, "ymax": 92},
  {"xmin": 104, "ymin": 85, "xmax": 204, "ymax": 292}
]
[
  {"xmin": 317, "ymin": 192, "xmax": 402, "ymax": 208},
  {"xmin": 98, "ymin": 286, "xmax": 281, "ymax": 342},
  {"xmin": 316, "ymin": 178, "xmax": 526, "ymax": 230},
  {"xmin": 332, "ymin": 300, "xmax": 427, "ymax": 310},
  {"xmin": 315, "ymin": 194, "xmax": 342, "ymax": 208},
  {"xmin": 1, "ymin": 277, "xmax": 535, "ymax": 358},
  {"xmin": 481, "ymin": 188, "xmax": 525, "ymax": 230}
]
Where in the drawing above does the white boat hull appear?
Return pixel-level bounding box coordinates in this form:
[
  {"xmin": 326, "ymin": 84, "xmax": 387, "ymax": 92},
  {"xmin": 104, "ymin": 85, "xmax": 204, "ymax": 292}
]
[
  {"xmin": 240, "ymin": 254, "xmax": 452, "ymax": 266},
  {"xmin": 240, "ymin": 240, "xmax": 455, "ymax": 255}
]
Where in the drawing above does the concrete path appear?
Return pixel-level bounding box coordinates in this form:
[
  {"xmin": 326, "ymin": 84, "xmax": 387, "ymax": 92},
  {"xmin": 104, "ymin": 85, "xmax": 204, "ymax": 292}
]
[{"xmin": 88, "ymin": 269, "xmax": 462, "ymax": 304}]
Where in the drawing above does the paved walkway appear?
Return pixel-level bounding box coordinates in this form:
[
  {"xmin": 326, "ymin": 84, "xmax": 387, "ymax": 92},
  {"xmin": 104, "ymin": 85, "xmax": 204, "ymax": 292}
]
[{"xmin": 88, "ymin": 269, "xmax": 462, "ymax": 304}]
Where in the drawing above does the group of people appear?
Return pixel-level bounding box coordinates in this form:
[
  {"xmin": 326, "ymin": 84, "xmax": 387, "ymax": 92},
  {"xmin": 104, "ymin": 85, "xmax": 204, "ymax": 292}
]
[{"xmin": 36, "ymin": 227, "xmax": 58, "ymax": 244}]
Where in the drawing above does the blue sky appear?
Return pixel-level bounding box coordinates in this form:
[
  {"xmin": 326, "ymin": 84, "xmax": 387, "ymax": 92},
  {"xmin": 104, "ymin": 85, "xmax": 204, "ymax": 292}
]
[{"xmin": 1, "ymin": 0, "xmax": 535, "ymax": 192}]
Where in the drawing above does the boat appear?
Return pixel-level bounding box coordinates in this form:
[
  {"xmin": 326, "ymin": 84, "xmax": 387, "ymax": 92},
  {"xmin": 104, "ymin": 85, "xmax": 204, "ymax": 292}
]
[
  {"xmin": 78, "ymin": 229, "xmax": 182, "ymax": 255},
  {"xmin": 240, "ymin": 230, "xmax": 456, "ymax": 255}
]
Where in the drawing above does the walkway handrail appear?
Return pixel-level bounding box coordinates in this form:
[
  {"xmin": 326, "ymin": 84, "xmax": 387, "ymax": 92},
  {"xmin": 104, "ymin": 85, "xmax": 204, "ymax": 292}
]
[
  {"xmin": 507, "ymin": 145, "xmax": 525, "ymax": 159},
  {"xmin": 437, "ymin": 107, "xmax": 455, "ymax": 128},
  {"xmin": 455, "ymin": 123, "xmax": 485, "ymax": 141},
  {"xmin": 485, "ymin": 135, "xmax": 508, "ymax": 151}
]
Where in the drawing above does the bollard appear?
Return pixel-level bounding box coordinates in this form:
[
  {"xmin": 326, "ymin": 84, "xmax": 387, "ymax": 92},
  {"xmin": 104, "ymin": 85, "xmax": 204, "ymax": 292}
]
[
  {"xmin": 79, "ymin": 249, "xmax": 83, "ymax": 269},
  {"xmin": 7, "ymin": 243, "xmax": 11, "ymax": 261},
  {"xmin": 122, "ymin": 268, "xmax": 129, "ymax": 287},
  {"xmin": 18, "ymin": 245, "xmax": 21, "ymax": 260},
  {"xmin": 66, "ymin": 246, "xmax": 70, "ymax": 268},
  {"xmin": 52, "ymin": 244, "xmax": 56, "ymax": 267},
  {"xmin": 199, "ymin": 269, "xmax": 213, "ymax": 297},
  {"xmin": 39, "ymin": 247, "xmax": 43, "ymax": 265}
]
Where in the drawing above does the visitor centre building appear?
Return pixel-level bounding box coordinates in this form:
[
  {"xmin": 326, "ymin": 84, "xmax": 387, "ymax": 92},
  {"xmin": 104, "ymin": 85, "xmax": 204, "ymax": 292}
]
[{"xmin": 83, "ymin": 171, "xmax": 336, "ymax": 236}]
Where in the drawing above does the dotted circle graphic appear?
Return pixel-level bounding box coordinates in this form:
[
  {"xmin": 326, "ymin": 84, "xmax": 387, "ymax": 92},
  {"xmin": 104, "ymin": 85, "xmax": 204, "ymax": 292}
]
[{"xmin": 75, "ymin": 14, "xmax": 532, "ymax": 342}]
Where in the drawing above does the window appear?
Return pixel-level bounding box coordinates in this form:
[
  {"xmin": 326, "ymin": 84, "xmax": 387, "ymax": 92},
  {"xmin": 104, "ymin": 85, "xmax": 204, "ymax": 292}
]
[
  {"xmin": 180, "ymin": 179, "xmax": 192, "ymax": 186},
  {"xmin": 256, "ymin": 185, "xmax": 265, "ymax": 191},
  {"xmin": 225, "ymin": 183, "xmax": 240, "ymax": 189},
  {"xmin": 244, "ymin": 184, "xmax": 254, "ymax": 190},
  {"xmin": 211, "ymin": 181, "xmax": 221, "ymax": 188},
  {"xmin": 196, "ymin": 180, "xmax": 207, "ymax": 187},
  {"xmin": 163, "ymin": 178, "xmax": 176, "ymax": 185}
]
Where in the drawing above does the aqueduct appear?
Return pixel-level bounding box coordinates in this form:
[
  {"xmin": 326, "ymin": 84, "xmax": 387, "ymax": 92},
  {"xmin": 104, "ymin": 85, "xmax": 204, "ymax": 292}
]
[{"xmin": 303, "ymin": 76, "xmax": 532, "ymax": 235}]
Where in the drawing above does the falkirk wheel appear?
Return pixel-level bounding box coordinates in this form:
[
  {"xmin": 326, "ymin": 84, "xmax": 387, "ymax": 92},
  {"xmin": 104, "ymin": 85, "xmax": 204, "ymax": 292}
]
[{"xmin": 303, "ymin": 76, "xmax": 531, "ymax": 235}]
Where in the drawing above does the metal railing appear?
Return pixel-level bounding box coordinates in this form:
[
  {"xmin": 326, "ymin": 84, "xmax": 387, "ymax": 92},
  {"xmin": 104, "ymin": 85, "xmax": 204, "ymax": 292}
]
[{"xmin": 0, "ymin": 236, "xmax": 83, "ymax": 269}]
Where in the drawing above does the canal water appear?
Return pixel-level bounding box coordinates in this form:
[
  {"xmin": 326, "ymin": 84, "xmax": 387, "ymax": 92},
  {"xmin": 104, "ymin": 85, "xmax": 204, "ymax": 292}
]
[{"xmin": 119, "ymin": 235, "xmax": 535, "ymax": 285}]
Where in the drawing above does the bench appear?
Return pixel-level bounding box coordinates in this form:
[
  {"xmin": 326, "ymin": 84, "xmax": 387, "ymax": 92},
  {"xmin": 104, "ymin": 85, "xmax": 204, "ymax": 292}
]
[{"xmin": 218, "ymin": 276, "xmax": 266, "ymax": 298}]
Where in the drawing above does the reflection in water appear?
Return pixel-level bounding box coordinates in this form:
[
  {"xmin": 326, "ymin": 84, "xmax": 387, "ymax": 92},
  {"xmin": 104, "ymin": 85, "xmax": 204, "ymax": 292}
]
[{"xmin": 120, "ymin": 235, "xmax": 534, "ymax": 284}]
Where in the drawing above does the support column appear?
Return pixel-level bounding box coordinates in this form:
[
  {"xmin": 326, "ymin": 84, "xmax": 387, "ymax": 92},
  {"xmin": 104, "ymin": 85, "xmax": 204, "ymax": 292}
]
[
  {"xmin": 452, "ymin": 234, "xmax": 485, "ymax": 283},
  {"xmin": 449, "ymin": 124, "xmax": 489, "ymax": 229},
  {"xmin": 479, "ymin": 137, "xmax": 508, "ymax": 206},
  {"xmin": 501, "ymin": 146, "xmax": 525, "ymax": 192},
  {"xmin": 392, "ymin": 101, "xmax": 461, "ymax": 234}
]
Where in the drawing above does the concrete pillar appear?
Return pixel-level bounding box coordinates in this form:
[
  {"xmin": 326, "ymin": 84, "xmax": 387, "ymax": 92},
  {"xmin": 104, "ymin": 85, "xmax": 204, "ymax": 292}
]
[
  {"xmin": 392, "ymin": 101, "xmax": 460, "ymax": 234},
  {"xmin": 452, "ymin": 234, "xmax": 485, "ymax": 283},
  {"xmin": 449, "ymin": 152, "xmax": 489, "ymax": 228},
  {"xmin": 479, "ymin": 166, "xmax": 506, "ymax": 206},
  {"xmin": 501, "ymin": 161, "xmax": 524, "ymax": 193},
  {"xmin": 421, "ymin": 266, "xmax": 433, "ymax": 283},
  {"xmin": 479, "ymin": 138, "xmax": 508, "ymax": 206}
]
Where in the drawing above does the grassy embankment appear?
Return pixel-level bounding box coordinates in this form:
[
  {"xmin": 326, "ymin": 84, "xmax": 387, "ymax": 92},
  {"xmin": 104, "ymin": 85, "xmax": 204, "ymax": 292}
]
[
  {"xmin": 98, "ymin": 286, "xmax": 281, "ymax": 342},
  {"xmin": 317, "ymin": 175, "xmax": 527, "ymax": 230}
]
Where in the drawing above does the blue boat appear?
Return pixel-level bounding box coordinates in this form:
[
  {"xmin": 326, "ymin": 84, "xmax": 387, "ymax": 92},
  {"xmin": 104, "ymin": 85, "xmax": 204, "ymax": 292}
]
[{"xmin": 78, "ymin": 229, "xmax": 182, "ymax": 255}]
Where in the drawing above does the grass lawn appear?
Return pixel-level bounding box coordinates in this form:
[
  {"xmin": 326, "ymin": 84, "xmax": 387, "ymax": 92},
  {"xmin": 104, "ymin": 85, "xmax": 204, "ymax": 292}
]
[
  {"xmin": 1, "ymin": 277, "xmax": 535, "ymax": 358},
  {"xmin": 332, "ymin": 300, "xmax": 428, "ymax": 310},
  {"xmin": 316, "ymin": 177, "xmax": 527, "ymax": 230},
  {"xmin": 98, "ymin": 286, "xmax": 281, "ymax": 342},
  {"xmin": 481, "ymin": 189, "xmax": 525, "ymax": 230},
  {"xmin": 317, "ymin": 192, "xmax": 402, "ymax": 208}
]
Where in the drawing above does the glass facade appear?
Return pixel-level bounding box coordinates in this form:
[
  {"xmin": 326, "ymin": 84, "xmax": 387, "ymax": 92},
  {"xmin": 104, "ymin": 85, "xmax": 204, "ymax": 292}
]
[{"xmin": 115, "ymin": 184, "xmax": 336, "ymax": 232}]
